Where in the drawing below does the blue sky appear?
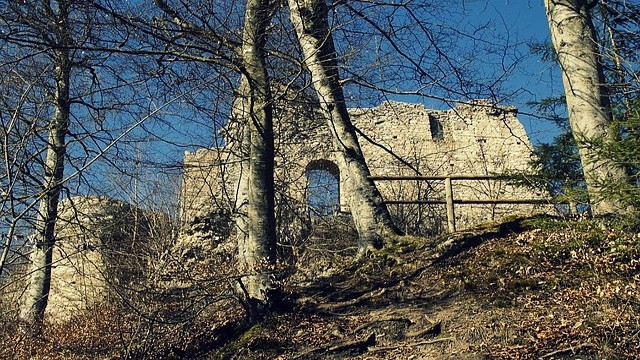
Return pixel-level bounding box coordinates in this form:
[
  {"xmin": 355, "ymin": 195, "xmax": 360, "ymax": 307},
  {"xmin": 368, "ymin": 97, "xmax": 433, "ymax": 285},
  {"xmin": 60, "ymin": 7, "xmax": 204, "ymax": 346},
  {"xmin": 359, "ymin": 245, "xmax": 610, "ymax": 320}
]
[
  {"xmin": 476, "ymin": 1, "xmax": 564, "ymax": 144},
  {"xmin": 116, "ymin": 1, "xmax": 566, "ymax": 173},
  {"xmin": 346, "ymin": 0, "xmax": 564, "ymax": 144}
]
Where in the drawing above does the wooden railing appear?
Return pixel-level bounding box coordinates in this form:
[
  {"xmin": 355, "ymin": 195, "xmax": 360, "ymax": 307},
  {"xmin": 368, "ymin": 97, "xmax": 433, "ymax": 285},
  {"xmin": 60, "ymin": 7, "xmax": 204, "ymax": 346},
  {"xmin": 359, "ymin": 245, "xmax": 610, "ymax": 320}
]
[{"xmin": 369, "ymin": 175, "xmax": 553, "ymax": 233}]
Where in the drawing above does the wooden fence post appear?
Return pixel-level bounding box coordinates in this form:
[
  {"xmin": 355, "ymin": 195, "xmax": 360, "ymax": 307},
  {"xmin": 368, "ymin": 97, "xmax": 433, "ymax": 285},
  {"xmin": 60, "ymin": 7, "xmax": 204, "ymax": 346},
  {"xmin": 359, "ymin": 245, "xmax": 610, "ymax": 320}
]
[{"xmin": 445, "ymin": 176, "xmax": 456, "ymax": 233}]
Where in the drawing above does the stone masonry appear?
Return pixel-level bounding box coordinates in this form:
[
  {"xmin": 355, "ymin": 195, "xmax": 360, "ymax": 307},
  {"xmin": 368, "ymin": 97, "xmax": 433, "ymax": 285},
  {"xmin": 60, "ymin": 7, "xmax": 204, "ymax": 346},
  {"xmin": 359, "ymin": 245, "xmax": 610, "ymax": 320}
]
[
  {"xmin": 46, "ymin": 197, "xmax": 153, "ymax": 322},
  {"xmin": 181, "ymin": 100, "xmax": 547, "ymax": 239}
]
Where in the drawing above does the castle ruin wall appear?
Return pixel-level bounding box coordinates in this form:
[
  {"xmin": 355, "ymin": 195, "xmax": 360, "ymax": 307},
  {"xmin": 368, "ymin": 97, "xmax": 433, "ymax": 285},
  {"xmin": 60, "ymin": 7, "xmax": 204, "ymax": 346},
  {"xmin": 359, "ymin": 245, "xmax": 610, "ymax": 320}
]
[{"xmin": 181, "ymin": 100, "xmax": 547, "ymax": 237}]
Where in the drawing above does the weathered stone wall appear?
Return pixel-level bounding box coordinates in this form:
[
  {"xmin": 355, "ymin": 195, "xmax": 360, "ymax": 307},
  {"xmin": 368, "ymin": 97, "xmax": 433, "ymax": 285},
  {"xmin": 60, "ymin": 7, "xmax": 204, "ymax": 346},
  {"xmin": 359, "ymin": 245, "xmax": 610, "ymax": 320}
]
[
  {"xmin": 181, "ymin": 100, "xmax": 547, "ymax": 237},
  {"xmin": 353, "ymin": 100, "xmax": 545, "ymax": 231},
  {"xmin": 47, "ymin": 197, "xmax": 153, "ymax": 322}
]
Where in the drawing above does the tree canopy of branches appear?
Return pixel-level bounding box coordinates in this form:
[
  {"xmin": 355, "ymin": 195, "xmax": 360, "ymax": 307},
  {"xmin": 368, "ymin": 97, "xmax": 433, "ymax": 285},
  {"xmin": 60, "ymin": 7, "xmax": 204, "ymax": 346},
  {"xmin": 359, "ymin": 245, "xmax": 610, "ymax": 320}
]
[
  {"xmin": 0, "ymin": 0, "xmax": 211, "ymax": 322},
  {"xmin": 6, "ymin": 0, "xmax": 635, "ymax": 325}
]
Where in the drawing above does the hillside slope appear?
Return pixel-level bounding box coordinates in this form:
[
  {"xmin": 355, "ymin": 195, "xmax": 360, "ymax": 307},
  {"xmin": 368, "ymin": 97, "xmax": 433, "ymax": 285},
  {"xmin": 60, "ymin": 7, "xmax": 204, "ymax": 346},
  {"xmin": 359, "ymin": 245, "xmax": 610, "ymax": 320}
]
[
  {"xmin": 216, "ymin": 215, "xmax": 640, "ymax": 359},
  {"xmin": 3, "ymin": 215, "xmax": 639, "ymax": 359}
]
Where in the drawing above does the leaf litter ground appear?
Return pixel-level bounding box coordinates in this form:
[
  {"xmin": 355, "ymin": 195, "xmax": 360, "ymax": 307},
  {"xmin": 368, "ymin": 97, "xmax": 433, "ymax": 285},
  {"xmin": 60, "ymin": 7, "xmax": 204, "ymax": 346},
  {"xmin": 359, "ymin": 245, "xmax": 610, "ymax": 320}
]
[{"xmin": 217, "ymin": 215, "xmax": 640, "ymax": 359}]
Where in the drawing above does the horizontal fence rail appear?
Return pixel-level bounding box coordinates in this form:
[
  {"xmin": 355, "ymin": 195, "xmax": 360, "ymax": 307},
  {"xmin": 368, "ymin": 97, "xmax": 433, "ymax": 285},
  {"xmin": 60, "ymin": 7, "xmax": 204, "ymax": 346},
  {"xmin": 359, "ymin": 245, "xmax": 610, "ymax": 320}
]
[
  {"xmin": 368, "ymin": 175, "xmax": 501, "ymax": 181},
  {"xmin": 369, "ymin": 174, "xmax": 555, "ymax": 233},
  {"xmin": 383, "ymin": 199, "xmax": 554, "ymax": 205}
]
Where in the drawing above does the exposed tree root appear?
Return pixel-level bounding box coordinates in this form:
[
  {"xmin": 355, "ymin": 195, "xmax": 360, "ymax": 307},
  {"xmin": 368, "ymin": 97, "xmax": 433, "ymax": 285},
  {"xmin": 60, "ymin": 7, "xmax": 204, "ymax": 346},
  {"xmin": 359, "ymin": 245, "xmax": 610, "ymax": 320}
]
[
  {"xmin": 406, "ymin": 321, "xmax": 442, "ymax": 338},
  {"xmin": 314, "ymin": 288, "xmax": 387, "ymax": 312},
  {"xmin": 294, "ymin": 332, "xmax": 376, "ymax": 359},
  {"xmin": 540, "ymin": 343, "xmax": 595, "ymax": 359},
  {"xmin": 353, "ymin": 316, "xmax": 412, "ymax": 334},
  {"xmin": 369, "ymin": 337, "xmax": 455, "ymax": 353}
]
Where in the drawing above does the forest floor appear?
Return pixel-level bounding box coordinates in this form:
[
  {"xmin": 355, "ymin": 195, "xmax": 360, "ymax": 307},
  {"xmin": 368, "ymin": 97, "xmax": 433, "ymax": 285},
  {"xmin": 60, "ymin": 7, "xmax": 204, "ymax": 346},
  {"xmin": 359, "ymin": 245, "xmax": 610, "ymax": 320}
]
[
  {"xmin": 4, "ymin": 214, "xmax": 640, "ymax": 359},
  {"xmin": 213, "ymin": 215, "xmax": 640, "ymax": 359}
]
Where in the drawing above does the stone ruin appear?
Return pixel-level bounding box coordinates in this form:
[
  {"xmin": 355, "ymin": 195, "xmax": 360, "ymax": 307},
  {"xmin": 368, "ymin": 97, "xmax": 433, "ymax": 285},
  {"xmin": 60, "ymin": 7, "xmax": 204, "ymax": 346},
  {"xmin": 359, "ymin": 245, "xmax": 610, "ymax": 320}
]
[
  {"xmin": 181, "ymin": 99, "xmax": 547, "ymax": 243},
  {"xmin": 33, "ymin": 197, "xmax": 169, "ymax": 322}
]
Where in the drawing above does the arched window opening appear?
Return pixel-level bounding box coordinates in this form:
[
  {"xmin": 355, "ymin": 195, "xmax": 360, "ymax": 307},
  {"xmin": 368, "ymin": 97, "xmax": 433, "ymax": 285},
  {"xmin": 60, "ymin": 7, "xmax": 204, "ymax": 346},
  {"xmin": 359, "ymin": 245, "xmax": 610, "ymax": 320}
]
[{"xmin": 306, "ymin": 160, "xmax": 340, "ymax": 217}]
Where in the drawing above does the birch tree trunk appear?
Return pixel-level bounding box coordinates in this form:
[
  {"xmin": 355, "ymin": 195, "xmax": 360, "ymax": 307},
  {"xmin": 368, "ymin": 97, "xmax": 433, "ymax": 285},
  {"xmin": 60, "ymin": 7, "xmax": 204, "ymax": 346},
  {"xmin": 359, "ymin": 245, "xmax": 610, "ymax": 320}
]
[
  {"xmin": 545, "ymin": 0, "xmax": 630, "ymax": 214},
  {"xmin": 233, "ymin": 92, "xmax": 251, "ymax": 262},
  {"xmin": 236, "ymin": 0, "xmax": 277, "ymax": 311},
  {"xmin": 20, "ymin": 51, "xmax": 71, "ymax": 322},
  {"xmin": 287, "ymin": 0, "xmax": 401, "ymax": 252}
]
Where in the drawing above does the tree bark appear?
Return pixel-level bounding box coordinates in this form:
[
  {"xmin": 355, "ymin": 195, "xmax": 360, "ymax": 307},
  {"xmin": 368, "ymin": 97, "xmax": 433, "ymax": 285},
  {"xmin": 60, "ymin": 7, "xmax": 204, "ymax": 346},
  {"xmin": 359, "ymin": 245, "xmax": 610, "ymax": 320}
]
[
  {"xmin": 545, "ymin": 0, "xmax": 630, "ymax": 215},
  {"xmin": 20, "ymin": 51, "xmax": 71, "ymax": 322},
  {"xmin": 287, "ymin": 0, "xmax": 401, "ymax": 251},
  {"xmin": 236, "ymin": 0, "xmax": 277, "ymax": 310}
]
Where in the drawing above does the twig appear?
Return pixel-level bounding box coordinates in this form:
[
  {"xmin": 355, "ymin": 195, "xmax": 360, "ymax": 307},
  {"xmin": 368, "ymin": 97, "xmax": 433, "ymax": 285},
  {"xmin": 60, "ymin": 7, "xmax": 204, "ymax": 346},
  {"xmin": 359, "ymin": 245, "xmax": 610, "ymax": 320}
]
[
  {"xmin": 540, "ymin": 343, "xmax": 595, "ymax": 359},
  {"xmin": 369, "ymin": 337, "xmax": 455, "ymax": 352}
]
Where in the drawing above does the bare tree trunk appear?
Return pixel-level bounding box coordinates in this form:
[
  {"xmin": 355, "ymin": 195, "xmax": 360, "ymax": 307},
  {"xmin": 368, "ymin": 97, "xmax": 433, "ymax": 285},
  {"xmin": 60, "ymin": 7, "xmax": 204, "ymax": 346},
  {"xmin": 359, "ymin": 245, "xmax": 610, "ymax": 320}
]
[
  {"xmin": 233, "ymin": 93, "xmax": 251, "ymax": 259},
  {"xmin": 545, "ymin": 0, "xmax": 630, "ymax": 215},
  {"xmin": 236, "ymin": 0, "xmax": 277, "ymax": 311},
  {"xmin": 20, "ymin": 52, "xmax": 71, "ymax": 322},
  {"xmin": 287, "ymin": 0, "xmax": 401, "ymax": 251}
]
